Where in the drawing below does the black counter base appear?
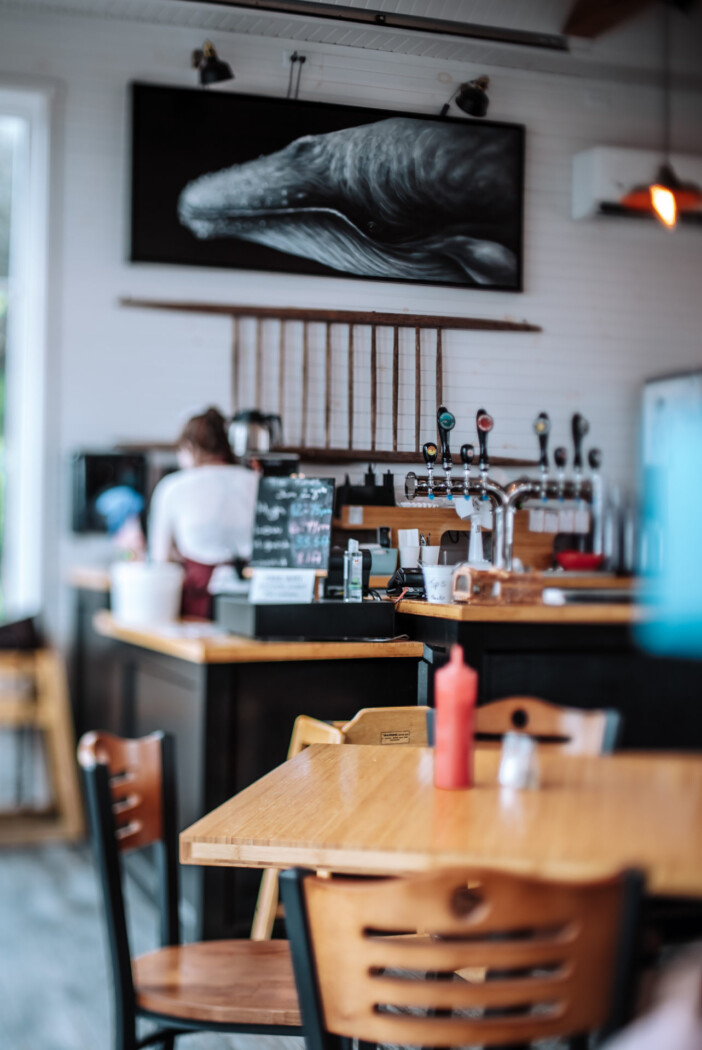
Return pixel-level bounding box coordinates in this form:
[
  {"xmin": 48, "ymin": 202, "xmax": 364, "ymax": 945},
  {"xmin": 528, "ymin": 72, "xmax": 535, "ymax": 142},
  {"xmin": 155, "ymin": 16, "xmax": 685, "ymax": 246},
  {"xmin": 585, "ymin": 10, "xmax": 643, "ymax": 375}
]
[{"xmin": 214, "ymin": 596, "xmax": 396, "ymax": 640}]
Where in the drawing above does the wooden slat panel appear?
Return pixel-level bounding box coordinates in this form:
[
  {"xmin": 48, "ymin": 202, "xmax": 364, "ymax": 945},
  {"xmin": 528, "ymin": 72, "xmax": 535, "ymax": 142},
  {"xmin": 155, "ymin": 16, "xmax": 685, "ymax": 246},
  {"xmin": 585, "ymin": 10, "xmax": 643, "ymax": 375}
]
[
  {"xmin": 414, "ymin": 326, "xmax": 421, "ymax": 452},
  {"xmin": 278, "ymin": 320, "xmax": 286, "ymax": 418},
  {"xmin": 232, "ymin": 316, "xmax": 240, "ymax": 413},
  {"xmin": 370, "ymin": 325, "xmax": 377, "ymax": 452},
  {"xmin": 325, "ymin": 322, "xmax": 332, "ymax": 449},
  {"xmin": 348, "ymin": 325, "xmax": 354, "ymax": 451},
  {"xmin": 392, "ymin": 325, "xmax": 399, "ymax": 453},
  {"xmin": 255, "ymin": 319, "xmax": 263, "ymax": 409},
  {"xmin": 436, "ymin": 327, "xmax": 443, "ymax": 409},
  {"xmin": 302, "ymin": 321, "xmax": 309, "ymax": 445}
]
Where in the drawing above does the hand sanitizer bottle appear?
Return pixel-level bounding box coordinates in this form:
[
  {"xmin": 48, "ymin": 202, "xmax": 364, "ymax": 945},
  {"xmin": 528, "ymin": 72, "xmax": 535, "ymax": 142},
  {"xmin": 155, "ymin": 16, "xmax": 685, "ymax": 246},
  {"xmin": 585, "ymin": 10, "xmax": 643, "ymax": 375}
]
[{"xmin": 343, "ymin": 539, "xmax": 363, "ymax": 602}]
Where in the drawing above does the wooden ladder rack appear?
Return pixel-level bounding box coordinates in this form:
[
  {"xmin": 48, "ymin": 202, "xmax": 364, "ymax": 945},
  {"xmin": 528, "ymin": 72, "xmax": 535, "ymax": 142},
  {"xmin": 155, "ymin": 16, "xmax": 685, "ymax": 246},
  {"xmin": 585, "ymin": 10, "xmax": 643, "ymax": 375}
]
[{"xmin": 121, "ymin": 299, "xmax": 541, "ymax": 466}]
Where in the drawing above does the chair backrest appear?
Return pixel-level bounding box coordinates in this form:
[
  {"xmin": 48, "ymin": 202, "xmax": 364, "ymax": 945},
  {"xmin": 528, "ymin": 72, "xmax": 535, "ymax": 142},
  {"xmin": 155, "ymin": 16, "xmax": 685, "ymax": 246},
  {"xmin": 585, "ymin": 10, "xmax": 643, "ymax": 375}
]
[
  {"xmin": 340, "ymin": 706, "xmax": 429, "ymax": 746},
  {"xmin": 287, "ymin": 714, "xmax": 345, "ymax": 759},
  {"xmin": 474, "ymin": 696, "xmax": 621, "ymax": 755},
  {"xmin": 77, "ymin": 731, "xmax": 180, "ymax": 1028},
  {"xmin": 281, "ymin": 865, "xmax": 643, "ymax": 1050}
]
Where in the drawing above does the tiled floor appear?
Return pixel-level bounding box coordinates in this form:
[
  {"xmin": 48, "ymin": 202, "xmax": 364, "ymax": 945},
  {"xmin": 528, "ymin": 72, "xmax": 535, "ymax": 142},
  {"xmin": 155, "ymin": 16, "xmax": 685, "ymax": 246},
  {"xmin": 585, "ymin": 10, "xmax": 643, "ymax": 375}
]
[{"xmin": 0, "ymin": 844, "xmax": 304, "ymax": 1050}]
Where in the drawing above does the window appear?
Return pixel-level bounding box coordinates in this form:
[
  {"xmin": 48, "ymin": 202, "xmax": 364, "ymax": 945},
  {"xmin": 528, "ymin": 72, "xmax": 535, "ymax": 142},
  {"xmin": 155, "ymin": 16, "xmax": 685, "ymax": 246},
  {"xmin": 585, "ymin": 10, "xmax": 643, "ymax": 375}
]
[{"xmin": 0, "ymin": 88, "xmax": 51, "ymax": 618}]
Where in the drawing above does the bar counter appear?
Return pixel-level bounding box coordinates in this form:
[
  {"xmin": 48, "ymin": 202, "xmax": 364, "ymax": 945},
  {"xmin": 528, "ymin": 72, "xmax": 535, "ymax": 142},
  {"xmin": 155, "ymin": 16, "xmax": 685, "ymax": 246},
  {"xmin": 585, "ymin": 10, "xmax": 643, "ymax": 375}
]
[
  {"xmin": 397, "ymin": 597, "xmax": 641, "ymax": 626},
  {"xmin": 92, "ymin": 609, "xmax": 423, "ymax": 664}
]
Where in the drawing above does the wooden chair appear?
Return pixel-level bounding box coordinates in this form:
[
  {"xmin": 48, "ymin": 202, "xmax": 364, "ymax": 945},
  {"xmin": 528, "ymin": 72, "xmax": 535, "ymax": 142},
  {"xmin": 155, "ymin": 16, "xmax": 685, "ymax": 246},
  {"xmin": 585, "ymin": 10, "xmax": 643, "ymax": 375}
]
[
  {"xmin": 78, "ymin": 731, "xmax": 301, "ymax": 1050},
  {"xmin": 0, "ymin": 649, "xmax": 84, "ymax": 844},
  {"xmin": 251, "ymin": 716, "xmax": 344, "ymax": 941},
  {"xmin": 339, "ymin": 705, "xmax": 430, "ymax": 746},
  {"xmin": 281, "ymin": 865, "xmax": 644, "ymax": 1050},
  {"xmin": 251, "ymin": 706, "xmax": 429, "ymax": 941},
  {"xmin": 474, "ymin": 695, "xmax": 621, "ymax": 755}
]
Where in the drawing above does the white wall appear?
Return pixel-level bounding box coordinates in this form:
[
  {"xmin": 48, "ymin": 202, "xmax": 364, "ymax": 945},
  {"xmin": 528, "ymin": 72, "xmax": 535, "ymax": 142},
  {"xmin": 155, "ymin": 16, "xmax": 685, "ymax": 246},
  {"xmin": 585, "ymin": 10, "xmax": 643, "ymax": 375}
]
[{"xmin": 1, "ymin": 6, "xmax": 701, "ymax": 633}]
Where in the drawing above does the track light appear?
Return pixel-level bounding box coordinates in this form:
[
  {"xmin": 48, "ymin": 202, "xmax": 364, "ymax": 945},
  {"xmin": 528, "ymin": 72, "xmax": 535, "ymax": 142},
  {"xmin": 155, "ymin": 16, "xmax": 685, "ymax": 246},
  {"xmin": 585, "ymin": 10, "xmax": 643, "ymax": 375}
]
[
  {"xmin": 191, "ymin": 41, "xmax": 235, "ymax": 87},
  {"xmin": 440, "ymin": 76, "xmax": 490, "ymax": 119}
]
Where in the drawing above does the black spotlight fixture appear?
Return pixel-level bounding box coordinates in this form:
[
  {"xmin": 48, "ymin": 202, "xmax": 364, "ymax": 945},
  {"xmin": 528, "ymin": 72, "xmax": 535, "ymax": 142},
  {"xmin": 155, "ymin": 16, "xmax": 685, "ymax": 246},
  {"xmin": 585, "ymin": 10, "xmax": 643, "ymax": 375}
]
[
  {"xmin": 440, "ymin": 75, "xmax": 490, "ymax": 118},
  {"xmin": 191, "ymin": 41, "xmax": 234, "ymax": 86}
]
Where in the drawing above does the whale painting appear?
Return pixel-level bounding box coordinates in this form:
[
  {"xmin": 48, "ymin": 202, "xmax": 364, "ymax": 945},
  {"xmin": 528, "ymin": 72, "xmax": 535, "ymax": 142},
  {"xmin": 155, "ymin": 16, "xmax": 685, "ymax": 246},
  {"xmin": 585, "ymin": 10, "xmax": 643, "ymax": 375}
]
[{"xmin": 130, "ymin": 84, "xmax": 524, "ymax": 291}]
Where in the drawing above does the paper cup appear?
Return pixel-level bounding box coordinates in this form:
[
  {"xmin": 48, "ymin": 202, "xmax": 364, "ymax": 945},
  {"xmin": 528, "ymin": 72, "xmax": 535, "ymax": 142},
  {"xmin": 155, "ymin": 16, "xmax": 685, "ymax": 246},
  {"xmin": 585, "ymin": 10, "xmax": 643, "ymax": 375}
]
[
  {"xmin": 399, "ymin": 545, "xmax": 421, "ymax": 568},
  {"xmin": 422, "ymin": 564, "xmax": 455, "ymax": 604},
  {"xmin": 421, "ymin": 546, "xmax": 441, "ymax": 566}
]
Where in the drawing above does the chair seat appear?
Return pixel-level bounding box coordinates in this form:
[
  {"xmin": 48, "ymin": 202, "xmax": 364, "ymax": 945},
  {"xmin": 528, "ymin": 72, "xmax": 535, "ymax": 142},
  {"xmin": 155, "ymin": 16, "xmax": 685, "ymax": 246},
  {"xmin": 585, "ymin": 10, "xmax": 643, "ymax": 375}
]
[{"xmin": 133, "ymin": 939, "xmax": 301, "ymax": 1027}]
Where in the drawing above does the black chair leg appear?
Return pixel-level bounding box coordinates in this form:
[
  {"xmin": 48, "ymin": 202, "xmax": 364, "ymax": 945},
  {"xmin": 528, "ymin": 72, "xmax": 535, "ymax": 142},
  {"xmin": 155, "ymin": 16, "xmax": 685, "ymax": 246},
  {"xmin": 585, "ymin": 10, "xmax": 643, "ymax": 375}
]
[{"xmin": 569, "ymin": 1035, "xmax": 589, "ymax": 1050}]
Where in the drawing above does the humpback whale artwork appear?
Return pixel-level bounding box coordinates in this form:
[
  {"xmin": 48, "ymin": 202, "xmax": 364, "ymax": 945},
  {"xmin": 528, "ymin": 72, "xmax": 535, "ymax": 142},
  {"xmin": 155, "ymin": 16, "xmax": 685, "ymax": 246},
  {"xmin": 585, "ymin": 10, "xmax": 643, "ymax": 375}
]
[{"xmin": 130, "ymin": 85, "xmax": 524, "ymax": 291}]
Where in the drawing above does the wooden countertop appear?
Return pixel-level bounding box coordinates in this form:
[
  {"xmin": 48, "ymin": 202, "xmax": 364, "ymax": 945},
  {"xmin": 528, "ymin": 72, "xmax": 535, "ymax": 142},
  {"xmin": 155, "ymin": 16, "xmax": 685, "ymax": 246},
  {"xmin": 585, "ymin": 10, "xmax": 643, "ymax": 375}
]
[
  {"xmin": 396, "ymin": 598, "xmax": 643, "ymax": 625},
  {"xmin": 180, "ymin": 744, "xmax": 702, "ymax": 898},
  {"xmin": 92, "ymin": 610, "xmax": 423, "ymax": 665},
  {"xmin": 67, "ymin": 566, "xmax": 111, "ymax": 592}
]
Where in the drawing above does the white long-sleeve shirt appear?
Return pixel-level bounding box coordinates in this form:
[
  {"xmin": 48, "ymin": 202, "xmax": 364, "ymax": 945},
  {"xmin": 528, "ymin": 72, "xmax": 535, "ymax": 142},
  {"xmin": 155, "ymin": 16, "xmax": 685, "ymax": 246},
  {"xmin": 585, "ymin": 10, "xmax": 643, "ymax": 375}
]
[{"xmin": 148, "ymin": 465, "xmax": 259, "ymax": 566}]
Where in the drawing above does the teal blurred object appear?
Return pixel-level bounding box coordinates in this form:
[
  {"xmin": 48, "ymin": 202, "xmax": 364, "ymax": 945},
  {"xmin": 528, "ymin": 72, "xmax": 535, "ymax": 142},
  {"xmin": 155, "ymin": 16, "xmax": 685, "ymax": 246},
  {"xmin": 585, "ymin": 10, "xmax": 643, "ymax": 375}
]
[
  {"xmin": 94, "ymin": 486, "xmax": 144, "ymax": 535},
  {"xmin": 636, "ymin": 409, "xmax": 702, "ymax": 658}
]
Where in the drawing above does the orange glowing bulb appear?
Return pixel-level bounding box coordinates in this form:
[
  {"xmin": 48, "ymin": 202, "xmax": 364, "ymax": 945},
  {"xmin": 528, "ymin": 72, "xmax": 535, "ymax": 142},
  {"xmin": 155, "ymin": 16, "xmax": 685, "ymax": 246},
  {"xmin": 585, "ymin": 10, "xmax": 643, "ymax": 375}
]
[{"xmin": 650, "ymin": 184, "xmax": 677, "ymax": 228}]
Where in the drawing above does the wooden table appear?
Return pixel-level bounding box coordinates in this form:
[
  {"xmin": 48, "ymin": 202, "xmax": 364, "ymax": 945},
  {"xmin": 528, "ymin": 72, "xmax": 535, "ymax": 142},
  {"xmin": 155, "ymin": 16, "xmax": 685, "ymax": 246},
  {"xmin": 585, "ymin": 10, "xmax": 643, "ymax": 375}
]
[{"xmin": 181, "ymin": 744, "xmax": 702, "ymax": 899}]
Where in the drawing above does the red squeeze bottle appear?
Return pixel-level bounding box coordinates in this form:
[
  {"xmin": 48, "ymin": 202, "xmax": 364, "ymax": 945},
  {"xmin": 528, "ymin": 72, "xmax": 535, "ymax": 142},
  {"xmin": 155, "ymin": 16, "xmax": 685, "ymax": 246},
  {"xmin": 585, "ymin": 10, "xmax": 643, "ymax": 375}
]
[{"xmin": 433, "ymin": 645, "xmax": 478, "ymax": 789}]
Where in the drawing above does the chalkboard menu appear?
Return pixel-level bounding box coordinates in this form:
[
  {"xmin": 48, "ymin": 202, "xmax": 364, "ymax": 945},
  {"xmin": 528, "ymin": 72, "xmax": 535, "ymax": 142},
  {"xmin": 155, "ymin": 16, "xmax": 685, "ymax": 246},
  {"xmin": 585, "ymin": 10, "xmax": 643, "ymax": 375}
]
[{"xmin": 251, "ymin": 477, "xmax": 335, "ymax": 570}]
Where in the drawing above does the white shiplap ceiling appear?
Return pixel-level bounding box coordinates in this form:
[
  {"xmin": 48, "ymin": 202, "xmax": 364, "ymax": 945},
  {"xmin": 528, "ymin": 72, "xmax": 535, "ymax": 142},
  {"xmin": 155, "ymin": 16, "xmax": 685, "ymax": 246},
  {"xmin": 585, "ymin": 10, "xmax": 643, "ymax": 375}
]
[{"xmin": 1, "ymin": 0, "xmax": 701, "ymax": 89}]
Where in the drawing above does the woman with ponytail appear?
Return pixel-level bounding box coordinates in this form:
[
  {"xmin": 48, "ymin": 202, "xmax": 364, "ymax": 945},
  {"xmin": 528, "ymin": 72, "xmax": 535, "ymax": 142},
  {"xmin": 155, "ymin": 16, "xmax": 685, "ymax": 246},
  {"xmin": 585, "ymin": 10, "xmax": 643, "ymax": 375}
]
[{"xmin": 148, "ymin": 407, "xmax": 258, "ymax": 617}]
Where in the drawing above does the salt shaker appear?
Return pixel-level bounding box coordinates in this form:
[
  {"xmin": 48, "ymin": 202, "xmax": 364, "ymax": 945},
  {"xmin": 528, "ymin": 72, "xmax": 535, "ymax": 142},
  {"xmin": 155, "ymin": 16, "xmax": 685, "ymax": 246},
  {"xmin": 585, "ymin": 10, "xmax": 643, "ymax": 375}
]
[{"xmin": 498, "ymin": 732, "xmax": 540, "ymax": 790}]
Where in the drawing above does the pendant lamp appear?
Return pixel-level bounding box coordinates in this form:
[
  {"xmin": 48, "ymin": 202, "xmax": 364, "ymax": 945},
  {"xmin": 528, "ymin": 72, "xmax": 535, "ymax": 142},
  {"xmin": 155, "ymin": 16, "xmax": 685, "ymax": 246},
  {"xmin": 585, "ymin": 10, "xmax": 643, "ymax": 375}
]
[{"xmin": 620, "ymin": 5, "xmax": 702, "ymax": 228}]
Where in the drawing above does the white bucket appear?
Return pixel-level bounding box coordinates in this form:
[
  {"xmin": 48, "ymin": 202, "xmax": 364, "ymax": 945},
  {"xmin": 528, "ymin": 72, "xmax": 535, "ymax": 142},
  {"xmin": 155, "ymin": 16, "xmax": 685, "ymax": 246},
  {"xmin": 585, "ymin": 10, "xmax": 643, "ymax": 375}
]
[{"xmin": 110, "ymin": 562, "xmax": 184, "ymax": 626}]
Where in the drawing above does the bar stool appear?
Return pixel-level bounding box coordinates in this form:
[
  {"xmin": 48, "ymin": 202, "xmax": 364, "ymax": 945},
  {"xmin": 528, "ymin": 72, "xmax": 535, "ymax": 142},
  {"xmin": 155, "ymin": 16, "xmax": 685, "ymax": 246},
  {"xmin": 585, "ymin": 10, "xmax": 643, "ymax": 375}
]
[{"xmin": 0, "ymin": 649, "xmax": 83, "ymax": 844}]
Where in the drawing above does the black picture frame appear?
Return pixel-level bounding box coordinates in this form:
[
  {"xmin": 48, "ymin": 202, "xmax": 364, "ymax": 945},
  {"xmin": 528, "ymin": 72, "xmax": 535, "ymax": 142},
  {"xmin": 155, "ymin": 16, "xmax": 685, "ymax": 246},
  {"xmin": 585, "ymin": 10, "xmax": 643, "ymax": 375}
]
[{"xmin": 129, "ymin": 82, "xmax": 525, "ymax": 292}]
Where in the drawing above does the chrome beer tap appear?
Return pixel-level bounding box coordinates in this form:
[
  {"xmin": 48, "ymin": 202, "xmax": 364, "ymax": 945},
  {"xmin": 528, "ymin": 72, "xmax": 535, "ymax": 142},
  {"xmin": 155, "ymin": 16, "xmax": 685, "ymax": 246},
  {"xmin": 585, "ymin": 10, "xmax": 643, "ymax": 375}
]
[
  {"xmin": 572, "ymin": 413, "xmax": 590, "ymax": 499},
  {"xmin": 437, "ymin": 405, "xmax": 456, "ymax": 501},
  {"xmin": 588, "ymin": 447, "xmax": 603, "ymax": 555},
  {"xmin": 423, "ymin": 441, "xmax": 438, "ymax": 500},
  {"xmin": 460, "ymin": 443, "xmax": 475, "ymax": 501},
  {"xmin": 554, "ymin": 446, "xmax": 568, "ymax": 500},
  {"xmin": 534, "ymin": 412, "xmax": 551, "ymax": 501},
  {"xmin": 476, "ymin": 408, "xmax": 494, "ymax": 500}
]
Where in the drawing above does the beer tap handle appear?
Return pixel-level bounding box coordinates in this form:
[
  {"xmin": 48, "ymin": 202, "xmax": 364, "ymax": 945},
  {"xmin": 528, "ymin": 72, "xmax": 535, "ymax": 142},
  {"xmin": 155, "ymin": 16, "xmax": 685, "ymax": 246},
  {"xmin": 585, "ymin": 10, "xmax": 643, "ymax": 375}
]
[
  {"xmin": 588, "ymin": 448, "xmax": 602, "ymax": 472},
  {"xmin": 476, "ymin": 408, "xmax": 493, "ymax": 473},
  {"xmin": 571, "ymin": 413, "xmax": 589, "ymax": 472},
  {"xmin": 554, "ymin": 446, "xmax": 567, "ymax": 500},
  {"xmin": 423, "ymin": 442, "xmax": 438, "ymax": 469},
  {"xmin": 533, "ymin": 412, "xmax": 550, "ymax": 472},
  {"xmin": 423, "ymin": 441, "xmax": 438, "ymax": 500},
  {"xmin": 460, "ymin": 443, "xmax": 475, "ymax": 468},
  {"xmin": 437, "ymin": 405, "xmax": 456, "ymax": 471},
  {"xmin": 460, "ymin": 443, "xmax": 475, "ymax": 500}
]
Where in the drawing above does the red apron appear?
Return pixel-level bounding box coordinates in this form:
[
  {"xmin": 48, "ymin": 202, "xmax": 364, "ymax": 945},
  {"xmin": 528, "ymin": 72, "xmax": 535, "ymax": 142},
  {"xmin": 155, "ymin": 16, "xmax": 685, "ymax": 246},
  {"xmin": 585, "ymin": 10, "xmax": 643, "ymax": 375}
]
[{"xmin": 180, "ymin": 558, "xmax": 217, "ymax": 619}]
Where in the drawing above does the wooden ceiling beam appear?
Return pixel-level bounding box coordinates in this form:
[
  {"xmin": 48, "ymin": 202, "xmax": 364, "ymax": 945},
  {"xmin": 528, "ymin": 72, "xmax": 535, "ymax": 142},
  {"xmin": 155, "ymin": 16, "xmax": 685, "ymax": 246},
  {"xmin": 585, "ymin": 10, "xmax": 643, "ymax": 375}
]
[{"xmin": 563, "ymin": 0, "xmax": 655, "ymax": 38}]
